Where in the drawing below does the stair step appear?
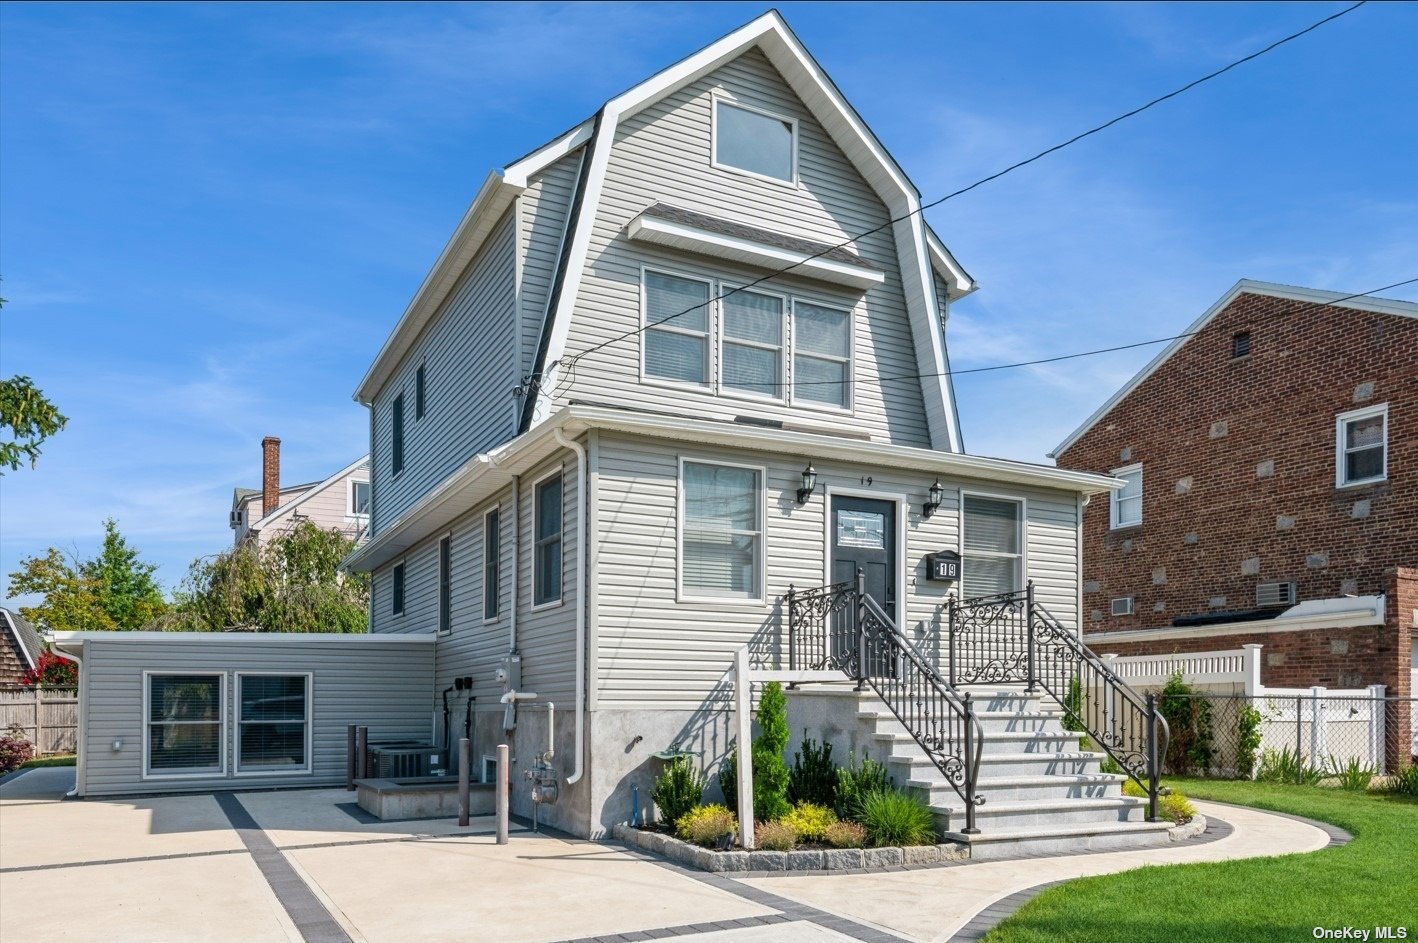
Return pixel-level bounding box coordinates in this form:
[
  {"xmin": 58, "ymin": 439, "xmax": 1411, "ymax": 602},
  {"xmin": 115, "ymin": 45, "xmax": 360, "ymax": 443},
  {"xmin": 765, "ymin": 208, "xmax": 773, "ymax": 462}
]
[
  {"xmin": 908, "ymin": 772, "xmax": 1125, "ymax": 801},
  {"xmin": 888, "ymin": 750, "xmax": 1108, "ymax": 779},
  {"xmin": 940, "ymin": 820, "xmax": 1176, "ymax": 860},
  {"xmin": 929, "ymin": 795, "xmax": 1149, "ymax": 829}
]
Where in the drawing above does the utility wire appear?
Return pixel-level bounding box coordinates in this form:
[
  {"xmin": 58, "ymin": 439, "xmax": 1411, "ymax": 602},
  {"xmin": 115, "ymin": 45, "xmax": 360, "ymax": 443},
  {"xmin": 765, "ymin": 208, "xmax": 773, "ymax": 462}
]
[{"xmin": 544, "ymin": 0, "xmax": 1368, "ymax": 381}]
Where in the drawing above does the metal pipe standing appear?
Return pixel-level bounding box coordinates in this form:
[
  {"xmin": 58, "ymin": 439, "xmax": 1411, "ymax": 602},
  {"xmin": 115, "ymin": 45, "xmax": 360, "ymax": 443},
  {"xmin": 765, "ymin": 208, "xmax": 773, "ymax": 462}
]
[
  {"xmin": 458, "ymin": 738, "xmax": 471, "ymax": 827},
  {"xmin": 496, "ymin": 744, "xmax": 510, "ymax": 844}
]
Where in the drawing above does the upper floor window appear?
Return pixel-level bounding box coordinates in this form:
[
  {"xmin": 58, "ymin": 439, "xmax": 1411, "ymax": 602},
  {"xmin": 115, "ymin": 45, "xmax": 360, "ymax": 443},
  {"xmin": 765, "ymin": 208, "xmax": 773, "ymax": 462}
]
[
  {"xmin": 350, "ymin": 480, "xmax": 371, "ymax": 517},
  {"xmin": 1231, "ymin": 332, "xmax": 1251, "ymax": 359},
  {"xmin": 1336, "ymin": 404, "xmax": 1387, "ymax": 487},
  {"xmin": 644, "ymin": 271, "xmax": 711, "ymax": 387},
  {"xmin": 961, "ymin": 494, "xmax": 1023, "ymax": 599},
  {"xmin": 534, "ymin": 474, "xmax": 563, "ymax": 606},
  {"xmin": 392, "ymin": 562, "xmax": 406, "ymax": 616},
  {"xmin": 437, "ymin": 535, "xmax": 452, "ymax": 635},
  {"xmin": 791, "ymin": 302, "xmax": 851, "ymax": 409},
  {"xmin": 1110, "ymin": 464, "xmax": 1142, "ymax": 529},
  {"xmin": 391, "ymin": 393, "xmax": 405, "ymax": 475},
  {"xmin": 415, "ymin": 363, "xmax": 427, "ymax": 420},
  {"xmin": 713, "ymin": 99, "xmax": 797, "ymax": 184},
  {"xmin": 680, "ymin": 460, "xmax": 763, "ymax": 600},
  {"xmin": 721, "ymin": 289, "xmax": 785, "ymax": 398},
  {"xmin": 483, "ymin": 508, "xmax": 501, "ymax": 620}
]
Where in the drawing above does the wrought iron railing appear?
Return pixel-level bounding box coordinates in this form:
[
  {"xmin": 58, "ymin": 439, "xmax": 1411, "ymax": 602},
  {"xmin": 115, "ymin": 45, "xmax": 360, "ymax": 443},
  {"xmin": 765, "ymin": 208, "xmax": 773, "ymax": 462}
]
[
  {"xmin": 947, "ymin": 583, "xmax": 1170, "ymax": 819},
  {"xmin": 787, "ymin": 573, "xmax": 985, "ymax": 830}
]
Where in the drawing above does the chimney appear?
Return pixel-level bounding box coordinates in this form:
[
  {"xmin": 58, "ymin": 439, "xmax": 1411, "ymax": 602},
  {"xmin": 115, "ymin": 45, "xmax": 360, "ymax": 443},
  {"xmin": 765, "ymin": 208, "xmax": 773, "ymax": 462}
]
[{"xmin": 262, "ymin": 436, "xmax": 281, "ymax": 517}]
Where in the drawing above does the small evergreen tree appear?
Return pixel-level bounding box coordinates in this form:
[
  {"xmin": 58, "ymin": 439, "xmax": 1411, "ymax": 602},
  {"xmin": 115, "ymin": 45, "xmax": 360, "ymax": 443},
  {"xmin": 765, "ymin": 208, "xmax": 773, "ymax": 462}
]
[
  {"xmin": 8, "ymin": 519, "xmax": 167, "ymax": 631},
  {"xmin": 788, "ymin": 733, "xmax": 837, "ymax": 807},
  {"xmin": 751, "ymin": 681, "xmax": 791, "ymax": 821}
]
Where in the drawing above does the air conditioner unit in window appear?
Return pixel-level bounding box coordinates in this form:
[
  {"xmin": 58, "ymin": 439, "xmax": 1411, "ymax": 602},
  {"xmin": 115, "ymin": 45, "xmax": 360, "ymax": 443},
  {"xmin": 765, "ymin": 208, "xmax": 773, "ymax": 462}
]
[
  {"xmin": 229, "ymin": 509, "xmax": 244, "ymax": 528},
  {"xmin": 1257, "ymin": 581, "xmax": 1296, "ymax": 608},
  {"xmin": 1111, "ymin": 597, "xmax": 1134, "ymax": 616}
]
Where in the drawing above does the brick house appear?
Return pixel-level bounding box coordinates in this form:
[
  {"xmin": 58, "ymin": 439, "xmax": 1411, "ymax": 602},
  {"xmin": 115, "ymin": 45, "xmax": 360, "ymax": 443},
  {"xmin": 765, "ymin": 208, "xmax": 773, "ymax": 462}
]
[{"xmin": 1052, "ymin": 280, "xmax": 1416, "ymax": 764}]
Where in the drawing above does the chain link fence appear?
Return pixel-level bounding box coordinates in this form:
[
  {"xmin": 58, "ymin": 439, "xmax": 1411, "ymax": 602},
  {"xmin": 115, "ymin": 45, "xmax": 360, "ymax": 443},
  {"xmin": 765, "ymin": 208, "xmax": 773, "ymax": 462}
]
[{"xmin": 1151, "ymin": 692, "xmax": 1414, "ymax": 781}]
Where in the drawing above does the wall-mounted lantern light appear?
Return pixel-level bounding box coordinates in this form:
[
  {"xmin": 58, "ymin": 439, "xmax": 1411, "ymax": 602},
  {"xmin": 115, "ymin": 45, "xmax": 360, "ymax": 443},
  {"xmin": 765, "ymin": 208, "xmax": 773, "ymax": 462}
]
[
  {"xmin": 796, "ymin": 464, "xmax": 818, "ymax": 505},
  {"xmin": 923, "ymin": 479, "xmax": 944, "ymax": 519}
]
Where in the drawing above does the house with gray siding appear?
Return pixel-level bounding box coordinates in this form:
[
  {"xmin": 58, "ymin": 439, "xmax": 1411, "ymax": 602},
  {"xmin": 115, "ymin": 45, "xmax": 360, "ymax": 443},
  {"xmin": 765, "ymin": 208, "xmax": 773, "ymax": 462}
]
[{"xmin": 55, "ymin": 13, "xmax": 1177, "ymax": 856}]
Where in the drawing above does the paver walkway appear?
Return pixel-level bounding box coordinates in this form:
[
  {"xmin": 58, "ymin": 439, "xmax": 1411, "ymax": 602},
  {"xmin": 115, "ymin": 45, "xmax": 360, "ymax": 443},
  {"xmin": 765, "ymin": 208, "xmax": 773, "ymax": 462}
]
[{"xmin": 0, "ymin": 769, "xmax": 1336, "ymax": 943}]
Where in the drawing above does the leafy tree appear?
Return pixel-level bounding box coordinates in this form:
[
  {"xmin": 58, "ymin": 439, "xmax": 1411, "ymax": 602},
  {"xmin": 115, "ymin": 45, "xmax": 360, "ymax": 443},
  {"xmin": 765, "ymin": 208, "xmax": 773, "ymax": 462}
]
[
  {"xmin": 0, "ymin": 375, "xmax": 68, "ymax": 473},
  {"xmin": 7, "ymin": 519, "xmax": 167, "ymax": 631},
  {"xmin": 162, "ymin": 520, "xmax": 368, "ymax": 633}
]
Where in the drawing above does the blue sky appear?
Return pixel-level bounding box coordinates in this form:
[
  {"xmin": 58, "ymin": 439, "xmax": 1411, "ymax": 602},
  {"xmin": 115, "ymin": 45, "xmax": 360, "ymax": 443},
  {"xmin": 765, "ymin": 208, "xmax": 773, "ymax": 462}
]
[{"xmin": 2, "ymin": 1, "xmax": 1415, "ymax": 602}]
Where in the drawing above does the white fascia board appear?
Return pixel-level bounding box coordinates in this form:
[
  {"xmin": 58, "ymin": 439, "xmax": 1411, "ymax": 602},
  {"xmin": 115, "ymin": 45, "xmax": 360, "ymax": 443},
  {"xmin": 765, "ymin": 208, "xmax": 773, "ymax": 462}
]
[
  {"xmin": 503, "ymin": 120, "xmax": 595, "ymax": 188},
  {"xmin": 249, "ymin": 455, "xmax": 370, "ymax": 532},
  {"xmin": 354, "ymin": 172, "xmax": 520, "ymax": 404},
  {"xmin": 1049, "ymin": 278, "xmax": 1418, "ymax": 458},
  {"xmin": 626, "ymin": 215, "xmax": 884, "ymax": 289},
  {"xmin": 895, "ymin": 205, "xmax": 960, "ymax": 452},
  {"xmin": 926, "ymin": 228, "xmax": 976, "ymax": 298},
  {"xmin": 50, "ymin": 631, "xmax": 438, "ymax": 653},
  {"xmin": 1084, "ymin": 599, "xmax": 1384, "ymax": 647}
]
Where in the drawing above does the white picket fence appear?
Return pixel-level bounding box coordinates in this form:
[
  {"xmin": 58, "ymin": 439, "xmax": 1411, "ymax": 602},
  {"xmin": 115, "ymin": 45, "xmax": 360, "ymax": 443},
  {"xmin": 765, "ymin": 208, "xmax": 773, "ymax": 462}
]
[{"xmin": 0, "ymin": 686, "xmax": 78, "ymax": 755}]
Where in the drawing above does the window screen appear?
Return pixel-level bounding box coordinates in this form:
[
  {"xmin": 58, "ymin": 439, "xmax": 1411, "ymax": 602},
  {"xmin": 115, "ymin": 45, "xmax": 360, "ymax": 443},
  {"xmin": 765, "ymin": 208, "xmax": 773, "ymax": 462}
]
[
  {"xmin": 1339, "ymin": 409, "xmax": 1386, "ymax": 485},
  {"xmin": 961, "ymin": 495, "xmax": 1022, "ymax": 599},
  {"xmin": 237, "ymin": 674, "xmax": 308, "ymax": 772},
  {"xmin": 644, "ymin": 272, "xmax": 711, "ymax": 385},
  {"xmin": 714, "ymin": 100, "xmax": 795, "ymax": 182},
  {"xmin": 1110, "ymin": 466, "xmax": 1142, "ymax": 528},
  {"xmin": 147, "ymin": 674, "xmax": 223, "ymax": 775},
  {"xmin": 722, "ymin": 290, "xmax": 784, "ymax": 397},
  {"xmin": 682, "ymin": 462, "xmax": 762, "ymax": 598},
  {"xmin": 792, "ymin": 302, "xmax": 851, "ymax": 408}
]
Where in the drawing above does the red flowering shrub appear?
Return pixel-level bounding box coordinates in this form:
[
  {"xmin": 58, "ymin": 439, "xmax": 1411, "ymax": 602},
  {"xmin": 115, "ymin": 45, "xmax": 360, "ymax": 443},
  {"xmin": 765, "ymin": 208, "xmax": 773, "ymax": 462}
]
[
  {"xmin": 0, "ymin": 725, "xmax": 35, "ymax": 774},
  {"xmin": 18, "ymin": 651, "xmax": 76, "ymax": 688}
]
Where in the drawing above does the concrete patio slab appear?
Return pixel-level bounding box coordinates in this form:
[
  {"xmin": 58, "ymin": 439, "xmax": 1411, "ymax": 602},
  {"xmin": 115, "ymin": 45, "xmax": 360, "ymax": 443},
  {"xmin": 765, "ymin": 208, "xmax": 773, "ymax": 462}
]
[
  {"xmin": 232, "ymin": 786, "xmax": 512, "ymax": 848},
  {"xmin": 731, "ymin": 800, "xmax": 1332, "ymax": 943},
  {"xmin": 0, "ymin": 766, "xmax": 77, "ymax": 800},
  {"xmin": 288, "ymin": 829, "xmax": 776, "ymax": 943}
]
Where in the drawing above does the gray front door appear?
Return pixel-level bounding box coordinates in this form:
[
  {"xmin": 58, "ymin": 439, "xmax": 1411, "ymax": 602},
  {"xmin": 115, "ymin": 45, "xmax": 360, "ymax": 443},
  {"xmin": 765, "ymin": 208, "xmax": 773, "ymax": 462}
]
[{"xmin": 830, "ymin": 495, "xmax": 897, "ymax": 622}]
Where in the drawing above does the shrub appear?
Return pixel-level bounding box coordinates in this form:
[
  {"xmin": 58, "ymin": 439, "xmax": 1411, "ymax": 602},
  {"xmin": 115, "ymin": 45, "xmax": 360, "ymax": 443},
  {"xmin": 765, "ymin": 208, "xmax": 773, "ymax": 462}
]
[
  {"xmin": 822, "ymin": 819, "xmax": 868, "ymax": 848},
  {"xmin": 1378, "ymin": 763, "xmax": 1418, "ymax": 797},
  {"xmin": 1256, "ymin": 746, "xmax": 1323, "ymax": 785},
  {"xmin": 857, "ymin": 789, "xmax": 936, "ymax": 847},
  {"xmin": 752, "ymin": 682, "xmax": 792, "ymax": 821},
  {"xmin": 0, "ymin": 725, "xmax": 35, "ymax": 774},
  {"xmin": 718, "ymin": 750, "xmax": 738, "ymax": 814},
  {"xmin": 1236, "ymin": 705, "xmax": 1263, "ymax": 779},
  {"xmin": 835, "ymin": 750, "xmax": 892, "ymax": 819},
  {"xmin": 1061, "ymin": 676, "xmax": 1085, "ymax": 733},
  {"xmin": 677, "ymin": 804, "xmax": 738, "ymax": 848},
  {"xmin": 1160, "ymin": 791, "xmax": 1196, "ymax": 825},
  {"xmin": 1325, "ymin": 755, "xmax": 1376, "ymax": 792},
  {"xmin": 755, "ymin": 819, "xmax": 797, "ymax": 851},
  {"xmin": 788, "ymin": 734, "xmax": 837, "ymax": 807},
  {"xmin": 779, "ymin": 802, "xmax": 837, "ymax": 841},
  {"xmin": 1158, "ymin": 672, "xmax": 1214, "ymax": 774},
  {"xmin": 651, "ymin": 756, "xmax": 706, "ymax": 831},
  {"xmin": 1122, "ymin": 778, "xmax": 1147, "ymax": 799}
]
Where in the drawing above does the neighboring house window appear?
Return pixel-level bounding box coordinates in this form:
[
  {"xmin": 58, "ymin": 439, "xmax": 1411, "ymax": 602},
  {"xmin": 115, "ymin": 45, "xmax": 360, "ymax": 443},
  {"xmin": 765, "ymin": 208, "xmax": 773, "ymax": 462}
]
[
  {"xmin": 350, "ymin": 481, "xmax": 371, "ymax": 517},
  {"xmin": 721, "ymin": 289, "xmax": 785, "ymax": 398},
  {"xmin": 1336, "ymin": 404, "xmax": 1387, "ymax": 487},
  {"xmin": 961, "ymin": 494, "xmax": 1023, "ymax": 599},
  {"xmin": 1232, "ymin": 332, "xmax": 1251, "ymax": 358},
  {"xmin": 534, "ymin": 474, "xmax": 563, "ymax": 606},
  {"xmin": 415, "ymin": 363, "xmax": 427, "ymax": 420},
  {"xmin": 392, "ymin": 562, "xmax": 405, "ymax": 615},
  {"xmin": 1110, "ymin": 464, "xmax": 1142, "ymax": 529},
  {"xmin": 713, "ymin": 98, "xmax": 796, "ymax": 183},
  {"xmin": 236, "ymin": 674, "xmax": 310, "ymax": 773},
  {"xmin": 792, "ymin": 302, "xmax": 852, "ymax": 409},
  {"xmin": 145, "ymin": 674, "xmax": 224, "ymax": 777},
  {"xmin": 391, "ymin": 393, "xmax": 405, "ymax": 475},
  {"xmin": 437, "ymin": 536, "xmax": 452, "ymax": 635},
  {"xmin": 644, "ymin": 271, "xmax": 711, "ymax": 386},
  {"xmin": 680, "ymin": 460, "xmax": 763, "ymax": 600},
  {"xmin": 483, "ymin": 508, "xmax": 501, "ymax": 620}
]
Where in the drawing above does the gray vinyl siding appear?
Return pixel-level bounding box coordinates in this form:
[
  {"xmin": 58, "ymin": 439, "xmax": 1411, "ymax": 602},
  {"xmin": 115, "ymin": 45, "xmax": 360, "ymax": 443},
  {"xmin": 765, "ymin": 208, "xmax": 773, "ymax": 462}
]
[
  {"xmin": 591, "ymin": 433, "xmax": 1079, "ymax": 710},
  {"xmin": 555, "ymin": 48, "xmax": 931, "ymax": 445},
  {"xmin": 369, "ymin": 209, "xmax": 518, "ymax": 534},
  {"xmin": 77, "ymin": 636, "xmax": 434, "ymax": 796},
  {"xmin": 518, "ymin": 150, "xmax": 583, "ymax": 382}
]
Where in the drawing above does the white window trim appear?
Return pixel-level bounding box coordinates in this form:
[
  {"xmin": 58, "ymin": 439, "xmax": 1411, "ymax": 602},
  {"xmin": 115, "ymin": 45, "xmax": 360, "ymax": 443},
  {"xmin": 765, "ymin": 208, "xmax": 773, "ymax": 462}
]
[
  {"xmin": 640, "ymin": 265, "xmax": 715, "ymax": 393},
  {"xmin": 482, "ymin": 505, "xmax": 502, "ymax": 624},
  {"xmin": 957, "ymin": 490, "xmax": 1028, "ymax": 599},
  {"xmin": 1335, "ymin": 403, "xmax": 1388, "ymax": 488},
  {"xmin": 717, "ymin": 282, "xmax": 789, "ymax": 405},
  {"xmin": 676, "ymin": 455, "xmax": 768, "ymax": 606},
  {"xmin": 710, "ymin": 93, "xmax": 800, "ymax": 188},
  {"xmin": 347, "ymin": 478, "xmax": 371, "ymax": 520},
  {"xmin": 141, "ymin": 671, "xmax": 228, "ymax": 781},
  {"xmin": 481, "ymin": 754, "xmax": 498, "ymax": 784},
  {"xmin": 234, "ymin": 671, "xmax": 314, "ymax": 777},
  {"xmin": 788, "ymin": 298, "xmax": 856, "ymax": 415},
  {"xmin": 1108, "ymin": 463, "xmax": 1143, "ymax": 530},
  {"xmin": 530, "ymin": 467, "xmax": 566, "ymax": 612},
  {"xmin": 391, "ymin": 559, "xmax": 407, "ymax": 617},
  {"xmin": 436, "ymin": 532, "xmax": 453, "ymax": 636},
  {"xmin": 820, "ymin": 484, "xmax": 909, "ymax": 630}
]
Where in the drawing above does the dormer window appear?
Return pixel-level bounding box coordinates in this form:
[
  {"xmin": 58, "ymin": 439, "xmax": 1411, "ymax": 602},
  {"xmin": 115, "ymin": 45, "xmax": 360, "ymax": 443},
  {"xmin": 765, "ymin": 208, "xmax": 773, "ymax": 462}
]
[{"xmin": 713, "ymin": 98, "xmax": 796, "ymax": 184}]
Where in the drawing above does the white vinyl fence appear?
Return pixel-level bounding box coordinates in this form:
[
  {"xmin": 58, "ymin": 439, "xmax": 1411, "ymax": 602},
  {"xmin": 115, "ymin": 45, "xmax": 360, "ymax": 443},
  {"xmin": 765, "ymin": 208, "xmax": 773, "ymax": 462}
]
[{"xmin": 0, "ymin": 686, "xmax": 78, "ymax": 755}]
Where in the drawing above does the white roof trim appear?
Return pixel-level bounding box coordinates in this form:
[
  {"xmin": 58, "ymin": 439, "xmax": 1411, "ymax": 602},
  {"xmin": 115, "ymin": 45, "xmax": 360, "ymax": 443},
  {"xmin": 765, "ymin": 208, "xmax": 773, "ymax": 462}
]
[
  {"xmin": 51, "ymin": 630, "xmax": 437, "ymax": 654},
  {"xmin": 248, "ymin": 456, "xmax": 369, "ymax": 533},
  {"xmin": 355, "ymin": 172, "xmax": 520, "ymax": 404},
  {"xmin": 504, "ymin": 120, "xmax": 596, "ymax": 188},
  {"xmin": 1049, "ymin": 279, "xmax": 1418, "ymax": 458},
  {"xmin": 1084, "ymin": 595, "xmax": 1384, "ymax": 646},
  {"xmin": 627, "ymin": 214, "xmax": 886, "ymax": 289},
  {"xmin": 926, "ymin": 228, "xmax": 976, "ymax": 298}
]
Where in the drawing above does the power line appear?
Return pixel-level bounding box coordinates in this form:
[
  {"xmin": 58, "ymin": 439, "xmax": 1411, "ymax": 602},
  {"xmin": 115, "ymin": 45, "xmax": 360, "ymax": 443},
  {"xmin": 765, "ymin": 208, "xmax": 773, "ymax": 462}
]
[{"xmin": 545, "ymin": 1, "xmax": 1368, "ymax": 381}]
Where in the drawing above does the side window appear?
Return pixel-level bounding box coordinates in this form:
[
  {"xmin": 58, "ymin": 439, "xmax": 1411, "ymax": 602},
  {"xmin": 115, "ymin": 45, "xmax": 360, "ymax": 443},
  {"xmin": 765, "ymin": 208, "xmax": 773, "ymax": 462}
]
[
  {"xmin": 483, "ymin": 508, "xmax": 501, "ymax": 620},
  {"xmin": 415, "ymin": 363, "xmax": 427, "ymax": 421},
  {"xmin": 1109, "ymin": 464, "xmax": 1142, "ymax": 529},
  {"xmin": 644, "ymin": 271, "xmax": 711, "ymax": 387},
  {"xmin": 392, "ymin": 562, "xmax": 406, "ymax": 616},
  {"xmin": 391, "ymin": 393, "xmax": 405, "ymax": 475},
  {"xmin": 534, "ymin": 475, "xmax": 564, "ymax": 606},
  {"xmin": 145, "ymin": 674, "xmax": 224, "ymax": 777},
  {"xmin": 960, "ymin": 495, "xmax": 1023, "ymax": 599},
  {"xmin": 236, "ymin": 674, "xmax": 310, "ymax": 774},
  {"xmin": 437, "ymin": 536, "xmax": 452, "ymax": 635},
  {"xmin": 350, "ymin": 481, "xmax": 371, "ymax": 517},
  {"xmin": 1336, "ymin": 404, "xmax": 1387, "ymax": 487}
]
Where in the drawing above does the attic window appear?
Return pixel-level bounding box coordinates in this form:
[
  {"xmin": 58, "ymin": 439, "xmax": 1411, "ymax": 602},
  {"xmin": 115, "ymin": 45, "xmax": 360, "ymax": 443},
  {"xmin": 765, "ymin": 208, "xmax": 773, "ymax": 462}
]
[
  {"xmin": 1232, "ymin": 332, "xmax": 1251, "ymax": 359},
  {"xmin": 713, "ymin": 99, "xmax": 796, "ymax": 184}
]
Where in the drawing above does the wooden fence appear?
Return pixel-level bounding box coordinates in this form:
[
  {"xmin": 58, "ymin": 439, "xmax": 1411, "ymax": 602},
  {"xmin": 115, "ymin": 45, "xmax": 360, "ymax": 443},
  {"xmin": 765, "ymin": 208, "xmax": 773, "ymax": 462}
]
[{"xmin": 0, "ymin": 686, "xmax": 78, "ymax": 755}]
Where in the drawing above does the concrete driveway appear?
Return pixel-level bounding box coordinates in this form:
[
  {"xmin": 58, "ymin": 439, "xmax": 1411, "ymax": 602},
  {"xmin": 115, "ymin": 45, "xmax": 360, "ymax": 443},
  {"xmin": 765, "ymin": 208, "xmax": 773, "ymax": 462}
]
[{"xmin": 0, "ymin": 767, "xmax": 1334, "ymax": 943}]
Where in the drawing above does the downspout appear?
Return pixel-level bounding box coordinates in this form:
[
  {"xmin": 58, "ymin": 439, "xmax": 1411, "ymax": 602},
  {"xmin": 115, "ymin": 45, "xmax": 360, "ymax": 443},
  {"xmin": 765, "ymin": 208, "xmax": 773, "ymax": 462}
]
[
  {"xmin": 552, "ymin": 428, "xmax": 587, "ymax": 785},
  {"xmin": 509, "ymin": 474, "xmax": 520, "ymax": 651},
  {"xmin": 50, "ymin": 642, "xmax": 83, "ymax": 798}
]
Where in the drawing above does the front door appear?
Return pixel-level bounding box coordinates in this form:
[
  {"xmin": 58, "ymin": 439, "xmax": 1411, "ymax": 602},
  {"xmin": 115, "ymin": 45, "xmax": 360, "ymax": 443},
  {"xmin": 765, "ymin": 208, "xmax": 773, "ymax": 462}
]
[{"xmin": 830, "ymin": 495, "xmax": 898, "ymax": 622}]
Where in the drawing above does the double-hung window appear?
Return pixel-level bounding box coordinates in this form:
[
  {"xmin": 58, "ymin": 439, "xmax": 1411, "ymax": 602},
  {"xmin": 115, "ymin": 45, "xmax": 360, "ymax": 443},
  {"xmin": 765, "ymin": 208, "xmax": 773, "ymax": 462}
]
[
  {"xmin": 792, "ymin": 302, "xmax": 852, "ymax": 409},
  {"xmin": 236, "ymin": 674, "xmax": 310, "ymax": 773},
  {"xmin": 145, "ymin": 674, "xmax": 224, "ymax": 777},
  {"xmin": 713, "ymin": 98, "xmax": 797, "ymax": 184},
  {"xmin": 680, "ymin": 460, "xmax": 763, "ymax": 600},
  {"xmin": 350, "ymin": 480, "xmax": 371, "ymax": 518},
  {"xmin": 437, "ymin": 536, "xmax": 452, "ymax": 635},
  {"xmin": 644, "ymin": 272, "xmax": 711, "ymax": 386},
  {"xmin": 961, "ymin": 494, "xmax": 1023, "ymax": 599},
  {"xmin": 1109, "ymin": 464, "xmax": 1142, "ymax": 529},
  {"xmin": 1336, "ymin": 404, "xmax": 1387, "ymax": 487},
  {"xmin": 534, "ymin": 474, "xmax": 563, "ymax": 606},
  {"xmin": 721, "ymin": 289, "xmax": 784, "ymax": 398},
  {"xmin": 483, "ymin": 508, "xmax": 501, "ymax": 620}
]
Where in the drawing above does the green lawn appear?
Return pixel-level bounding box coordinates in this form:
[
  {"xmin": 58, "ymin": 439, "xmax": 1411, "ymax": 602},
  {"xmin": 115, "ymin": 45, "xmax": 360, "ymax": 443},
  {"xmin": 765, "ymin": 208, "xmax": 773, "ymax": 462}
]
[
  {"xmin": 983, "ymin": 779, "xmax": 1418, "ymax": 943},
  {"xmin": 18, "ymin": 754, "xmax": 76, "ymax": 769}
]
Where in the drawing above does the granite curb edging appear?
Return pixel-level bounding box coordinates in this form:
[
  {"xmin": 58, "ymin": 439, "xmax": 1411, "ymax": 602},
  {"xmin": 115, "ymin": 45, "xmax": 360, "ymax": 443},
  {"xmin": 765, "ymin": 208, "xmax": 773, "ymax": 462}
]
[{"xmin": 611, "ymin": 822, "xmax": 970, "ymax": 874}]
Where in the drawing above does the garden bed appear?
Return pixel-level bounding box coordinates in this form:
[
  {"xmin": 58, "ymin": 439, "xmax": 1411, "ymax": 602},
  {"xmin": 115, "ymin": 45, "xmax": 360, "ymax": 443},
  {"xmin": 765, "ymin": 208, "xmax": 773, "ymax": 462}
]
[{"xmin": 612, "ymin": 822, "xmax": 968, "ymax": 873}]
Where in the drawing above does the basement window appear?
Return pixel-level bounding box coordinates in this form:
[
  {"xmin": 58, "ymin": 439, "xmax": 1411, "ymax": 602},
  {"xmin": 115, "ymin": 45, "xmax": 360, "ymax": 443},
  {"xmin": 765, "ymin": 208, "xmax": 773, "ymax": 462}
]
[
  {"xmin": 1232, "ymin": 332, "xmax": 1251, "ymax": 359},
  {"xmin": 1336, "ymin": 403, "xmax": 1387, "ymax": 487},
  {"xmin": 713, "ymin": 98, "xmax": 797, "ymax": 184}
]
